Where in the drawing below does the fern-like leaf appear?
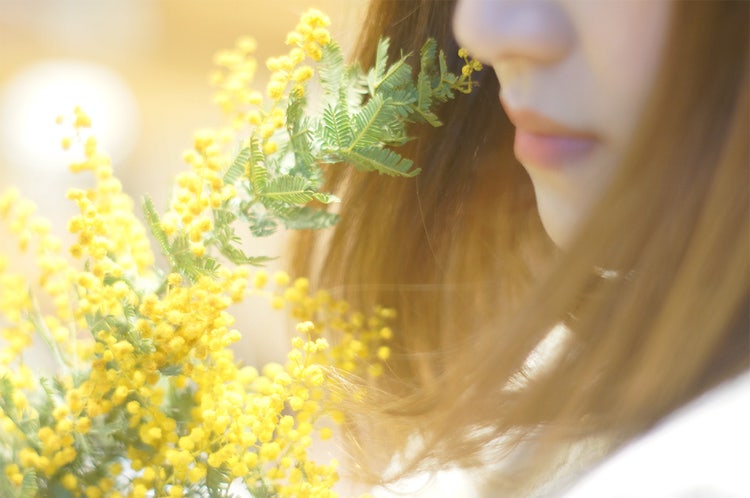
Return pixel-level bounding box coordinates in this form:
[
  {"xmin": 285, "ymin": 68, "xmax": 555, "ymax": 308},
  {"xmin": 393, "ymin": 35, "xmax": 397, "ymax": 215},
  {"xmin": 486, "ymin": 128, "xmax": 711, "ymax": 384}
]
[
  {"xmin": 349, "ymin": 94, "xmax": 401, "ymax": 150},
  {"xmin": 143, "ymin": 201, "xmax": 216, "ymax": 280},
  {"xmin": 246, "ymin": 208, "xmax": 279, "ymax": 237},
  {"xmin": 0, "ymin": 473, "xmax": 14, "ymax": 498},
  {"xmin": 420, "ymin": 37, "xmax": 438, "ymax": 76},
  {"xmin": 249, "ymin": 163, "xmax": 269, "ymax": 197},
  {"xmin": 275, "ymin": 206, "xmax": 340, "ymax": 231},
  {"xmin": 245, "ymin": 137, "xmax": 268, "ymax": 195},
  {"xmin": 223, "ymin": 147, "xmax": 250, "ymax": 186},
  {"xmin": 143, "ymin": 196, "xmax": 175, "ymax": 266},
  {"xmin": 220, "ymin": 244, "xmax": 274, "ymax": 266},
  {"xmin": 370, "ymin": 55, "xmax": 413, "ymax": 95},
  {"xmin": 343, "ymin": 63, "xmax": 369, "ymax": 111},
  {"xmin": 414, "ymin": 72, "xmax": 442, "ymax": 126},
  {"xmin": 206, "ymin": 465, "xmax": 232, "ymax": 498},
  {"xmin": 46, "ymin": 481, "xmax": 74, "ymax": 498},
  {"xmin": 286, "ymin": 91, "xmax": 318, "ymax": 179},
  {"xmin": 343, "ymin": 146, "xmax": 419, "ymax": 177},
  {"xmin": 318, "ymin": 41, "xmax": 346, "ymax": 99},
  {"xmin": 414, "ymin": 38, "xmax": 443, "ymax": 126},
  {"xmin": 261, "ymin": 176, "xmax": 338, "ymax": 205},
  {"xmin": 370, "ymin": 37, "xmax": 391, "ymax": 91},
  {"xmin": 321, "ymin": 102, "xmax": 354, "ymax": 150},
  {"xmin": 261, "ymin": 175, "xmax": 313, "ymax": 204},
  {"xmin": 434, "ymin": 49, "xmax": 459, "ymax": 102},
  {"xmin": 17, "ymin": 470, "xmax": 37, "ymax": 498}
]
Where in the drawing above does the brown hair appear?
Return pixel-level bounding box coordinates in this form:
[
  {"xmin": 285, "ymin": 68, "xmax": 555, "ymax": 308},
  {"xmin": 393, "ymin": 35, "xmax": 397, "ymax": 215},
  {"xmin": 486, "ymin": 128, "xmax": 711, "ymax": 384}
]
[{"xmin": 292, "ymin": 0, "xmax": 749, "ymax": 488}]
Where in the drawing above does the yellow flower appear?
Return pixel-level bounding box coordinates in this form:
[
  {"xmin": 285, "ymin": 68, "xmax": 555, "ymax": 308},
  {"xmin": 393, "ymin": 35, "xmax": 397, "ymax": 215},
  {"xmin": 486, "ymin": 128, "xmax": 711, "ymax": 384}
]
[
  {"xmin": 263, "ymin": 140, "xmax": 278, "ymax": 155},
  {"xmin": 0, "ymin": 8, "xmax": 406, "ymax": 497},
  {"xmin": 73, "ymin": 106, "xmax": 91, "ymax": 128},
  {"xmin": 4, "ymin": 464, "xmax": 23, "ymax": 486}
]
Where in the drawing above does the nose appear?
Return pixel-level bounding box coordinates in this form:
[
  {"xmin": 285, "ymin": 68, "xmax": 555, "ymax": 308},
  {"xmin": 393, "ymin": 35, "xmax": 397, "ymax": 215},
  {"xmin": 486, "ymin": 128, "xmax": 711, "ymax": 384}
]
[{"xmin": 453, "ymin": 0, "xmax": 574, "ymax": 65}]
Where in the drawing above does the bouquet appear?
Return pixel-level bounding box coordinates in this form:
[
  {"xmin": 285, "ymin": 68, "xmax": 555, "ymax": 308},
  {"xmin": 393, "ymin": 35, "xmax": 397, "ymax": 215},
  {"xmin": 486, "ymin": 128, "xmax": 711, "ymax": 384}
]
[{"xmin": 0, "ymin": 9, "xmax": 480, "ymax": 498}]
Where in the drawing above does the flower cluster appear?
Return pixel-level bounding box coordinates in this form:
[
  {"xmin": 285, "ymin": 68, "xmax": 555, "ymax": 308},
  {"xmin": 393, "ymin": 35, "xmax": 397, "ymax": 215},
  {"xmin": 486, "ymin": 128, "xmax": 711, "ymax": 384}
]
[
  {"xmin": 257, "ymin": 271, "xmax": 394, "ymax": 379},
  {"xmin": 457, "ymin": 48, "xmax": 483, "ymax": 91},
  {"xmin": 0, "ymin": 135, "xmax": 392, "ymax": 496},
  {"xmin": 162, "ymin": 129, "xmax": 238, "ymax": 259},
  {"xmin": 211, "ymin": 9, "xmax": 331, "ymax": 156},
  {"xmin": 0, "ymin": 8, "xmax": 478, "ymax": 497}
]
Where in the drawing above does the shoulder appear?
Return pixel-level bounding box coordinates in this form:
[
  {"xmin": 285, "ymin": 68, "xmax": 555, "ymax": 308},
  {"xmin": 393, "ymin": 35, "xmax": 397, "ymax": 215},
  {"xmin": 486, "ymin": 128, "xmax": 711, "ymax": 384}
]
[{"xmin": 561, "ymin": 370, "xmax": 750, "ymax": 497}]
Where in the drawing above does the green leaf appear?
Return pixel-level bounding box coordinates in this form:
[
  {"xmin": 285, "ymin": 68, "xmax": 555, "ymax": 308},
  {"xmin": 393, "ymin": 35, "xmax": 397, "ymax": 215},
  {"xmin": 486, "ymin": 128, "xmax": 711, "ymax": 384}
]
[
  {"xmin": 342, "ymin": 146, "xmax": 420, "ymax": 177},
  {"xmin": 166, "ymin": 381, "xmax": 196, "ymax": 424},
  {"xmin": 123, "ymin": 302, "xmax": 138, "ymax": 322},
  {"xmin": 206, "ymin": 465, "xmax": 232, "ymax": 498},
  {"xmin": 0, "ymin": 376, "xmax": 15, "ymax": 410},
  {"xmin": 276, "ymin": 206, "xmax": 340, "ymax": 231},
  {"xmin": 249, "ymin": 163, "xmax": 269, "ymax": 196},
  {"xmin": 434, "ymin": 49, "xmax": 458, "ymax": 102},
  {"xmin": 246, "ymin": 137, "xmax": 268, "ymax": 194},
  {"xmin": 143, "ymin": 197, "xmax": 219, "ymax": 279},
  {"xmin": 198, "ymin": 256, "xmax": 220, "ymax": 275},
  {"xmin": 143, "ymin": 196, "xmax": 174, "ymax": 266},
  {"xmin": 370, "ymin": 37, "xmax": 391, "ymax": 91},
  {"xmin": 419, "ymin": 37, "xmax": 438, "ymax": 77},
  {"xmin": 261, "ymin": 176, "xmax": 337, "ymax": 205},
  {"xmin": 159, "ymin": 365, "xmax": 182, "ymax": 376},
  {"xmin": 386, "ymin": 88, "xmax": 418, "ymax": 116},
  {"xmin": 414, "ymin": 71, "xmax": 442, "ymax": 126},
  {"xmin": 208, "ymin": 204, "xmax": 273, "ymax": 262},
  {"xmin": 413, "ymin": 39, "xmax": 443, "ymax": 126},
  {"xmin": 321, "ymin": 102, "xmax": 354, "ymax": 150},
  {"xmin": 370, "ymin": 54, "xmax": 413, "ymax": 95},
  {"xmin": 438, "ymin": 47, "xmax": 449, "ymax": 79},
  {"xmin": 46, "ymin": 481, "xmax": 74, "ymax": 498},
  {"xmin": 247, "ymin": 210, "xmax": 279, "ymax": 237},
  {"xmin": 261, "ymin": 175, "xmax": 312, "ymax": 203},
  {"xmin": 223, "ymin": 147, "xmax": 250, "ymax": 186},
  {"xmin": 318, "ymin": 41, "xmax": 346, "ymax": 99},
  {"xmin": 349, "ymin": 94, "xmax": 400, "ymax": 150},
  {"xmin": 17, "ymin": 470, "xmax": 37, "ymax": 498},
  {"xmin": 285, "ymin": 92, "xmax": 318, "ymax": 180},
  {"xmin": 167, "ymin": 236, "xmax": 219, "ymax": 281},
  {"xmin": 0, "ymin": 472, "xmax": 14, "ymax": 498},
  {"xmin": 286, "ymin": 87, "xmax": 306, "ymax": 127},
  {"xmin": 219, "ymin": 242, "xmax": 274, "ymax": 266},
  {"xmin": 343, "ymin": 63, "xmax": 369, "ymax": 110}
]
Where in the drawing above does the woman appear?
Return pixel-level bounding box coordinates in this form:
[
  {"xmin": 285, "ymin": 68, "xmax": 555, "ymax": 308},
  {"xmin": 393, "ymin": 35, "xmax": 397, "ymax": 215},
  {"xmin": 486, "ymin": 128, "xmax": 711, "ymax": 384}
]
[{"xmin": 294, "ymin": 0, "xmax": 749, "ymax": 495}]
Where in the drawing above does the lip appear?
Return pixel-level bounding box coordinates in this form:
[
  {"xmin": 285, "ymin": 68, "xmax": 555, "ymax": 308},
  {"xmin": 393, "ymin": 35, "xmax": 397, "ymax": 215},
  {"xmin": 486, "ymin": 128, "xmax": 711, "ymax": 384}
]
[
  {"xmin": 500, "ymin": 97, "xmax": 599, "ymax": 168},
  {"xmin": 514, "ymin": 131, "xmax": 598, "ymax": 168}
]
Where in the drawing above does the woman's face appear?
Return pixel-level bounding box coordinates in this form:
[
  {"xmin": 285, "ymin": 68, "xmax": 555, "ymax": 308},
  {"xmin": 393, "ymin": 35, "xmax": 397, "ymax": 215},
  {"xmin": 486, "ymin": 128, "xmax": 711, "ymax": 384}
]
[{"xmin": 453, "ymin": 0, "xmax": 672, "ymax": 247}]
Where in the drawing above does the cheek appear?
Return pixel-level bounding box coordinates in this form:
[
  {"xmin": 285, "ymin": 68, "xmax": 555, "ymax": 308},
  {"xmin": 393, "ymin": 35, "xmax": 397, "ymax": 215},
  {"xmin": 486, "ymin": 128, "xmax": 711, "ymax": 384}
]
[{"xmin": 578, "ymin": 3, "xmax": 672, "ymax": 147}]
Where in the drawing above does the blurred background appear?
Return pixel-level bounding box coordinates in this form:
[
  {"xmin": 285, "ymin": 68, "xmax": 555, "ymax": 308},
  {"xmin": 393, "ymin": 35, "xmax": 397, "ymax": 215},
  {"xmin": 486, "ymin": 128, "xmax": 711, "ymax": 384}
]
[{"xmin": 0, "ymin": 0, "xmax": 368, "ymax": 368}]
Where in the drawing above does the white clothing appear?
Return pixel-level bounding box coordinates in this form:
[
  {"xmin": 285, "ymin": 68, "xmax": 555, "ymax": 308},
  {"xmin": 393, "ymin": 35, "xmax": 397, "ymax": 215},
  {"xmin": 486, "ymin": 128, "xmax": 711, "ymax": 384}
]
[
  {"xmin": 371, "ymin": 370, "xmax": 750, "ymax": 497},
  {"xmin": 560, "ymin": 370, "xmax": 750, "ymax": 498}
]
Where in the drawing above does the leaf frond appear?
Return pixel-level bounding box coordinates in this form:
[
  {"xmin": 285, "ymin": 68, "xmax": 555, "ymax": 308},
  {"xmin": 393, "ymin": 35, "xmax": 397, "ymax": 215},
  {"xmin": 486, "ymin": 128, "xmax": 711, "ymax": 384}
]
[
  {"xmin": 349, "ymin": 95, "xmax": 400, "ymax": 150},
  {"xmin": 318, "ymin": 41, "xmax": 346, "ymax": 98},
  {"xmin": 261, "ymin": 176, "xmax": 314, "ymax": 204},
  {"xmin": 370, "ymin": 37, "xmax": 391, "ymax": 91},
  {"xmin": 143, "ymin": 196, "xmax": 175, "ymax": 266},
  {"xmin": 343, "ymin": 147, "xmax": 419, "ymax": 177},
  {"xmin": 321, "ymin": 102, "xmax": 354, "ymax": 150},
  {"xmin": 263, "ymin": 202, "xmax": 340, "ymax": 231},
  {"xmin": 223, "ymin": 147, "xmax": 250, "ymax": 186},
  {"xmin": 17, "ymin": 469, "xmax": 37, "ymax": 498}
]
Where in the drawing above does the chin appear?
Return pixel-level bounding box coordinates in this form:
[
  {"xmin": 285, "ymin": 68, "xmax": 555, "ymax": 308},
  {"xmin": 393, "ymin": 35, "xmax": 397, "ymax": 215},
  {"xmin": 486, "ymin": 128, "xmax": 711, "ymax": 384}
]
[
  {"xmin": 536, "ymin": 201, "xmax": 581, "ymax": 250},
  {"xmin": 541, "ymin": 220, "xmax": 573, "ymax": 249}
]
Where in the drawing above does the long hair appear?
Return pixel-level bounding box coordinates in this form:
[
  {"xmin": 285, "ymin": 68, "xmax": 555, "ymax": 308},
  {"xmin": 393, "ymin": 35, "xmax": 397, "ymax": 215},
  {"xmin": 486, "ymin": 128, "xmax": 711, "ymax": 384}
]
[{"xmin": 292, "ymin": 0, "xmax": 749, "ymax": 488}]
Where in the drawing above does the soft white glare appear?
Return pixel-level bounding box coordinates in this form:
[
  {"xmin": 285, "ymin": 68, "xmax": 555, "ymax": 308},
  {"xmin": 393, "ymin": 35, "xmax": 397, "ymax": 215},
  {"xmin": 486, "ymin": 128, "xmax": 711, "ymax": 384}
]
[{"xmin": 0, "ymin": 59, "xmax": 140, "ymax": 174}]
